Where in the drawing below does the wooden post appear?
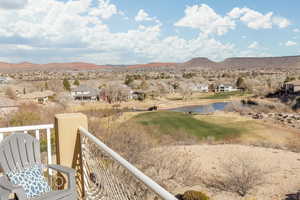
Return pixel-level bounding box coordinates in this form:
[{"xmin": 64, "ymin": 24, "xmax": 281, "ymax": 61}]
[{"xmin": 55, "ymin": 113, "xmax": 88, "ymax": 198}]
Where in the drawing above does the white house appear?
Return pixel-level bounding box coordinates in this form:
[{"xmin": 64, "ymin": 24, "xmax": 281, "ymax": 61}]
[
  {"xmin": 197, "ymin": 84, "xmax": 209, "ymax": 92},
  {"xmin": 216, "ymin": 84, "xmax": 238, "ymax": 92},
  {"xmin": 71, "ymin": 85, "xmax": 99, "ymax": 101},
  {"xmin": 189, "ymin": 83, "xmax": 209, "ymax": 92}
]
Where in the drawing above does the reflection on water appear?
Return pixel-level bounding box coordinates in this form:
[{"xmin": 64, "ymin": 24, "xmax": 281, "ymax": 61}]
[{"xmin": 170, "ymin": 102, "xmax": 229, "ymax": 113}]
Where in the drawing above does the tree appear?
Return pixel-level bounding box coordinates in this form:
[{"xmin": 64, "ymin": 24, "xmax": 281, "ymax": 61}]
[
  {"xmin": 63, "ymin": 79, "xmax": 71, "ymax": 91},
  {"xmin": 236, "ymin": 77, "xmax": 246, "ymax": 89},
  {"xmin": 208, "ymin": 84, "xmax": 215, "ymax": 92},
  {"xmin": 139, "ymin": 80, "xmax": 149, "ymax": 90},
  {"xmin": 284, "ymin": 76, "xmax": 296, "ymax": 83},
  {"xmin": 124, "ymin": 75, "xmax": 134, "ymax": 85},
  {"xmin": 45, "ymin": 82, "xmax": 49, "ymax": 90},
  {"xmin": 74, "ymin": 79, "xmax": 80, "ymax": 86}
]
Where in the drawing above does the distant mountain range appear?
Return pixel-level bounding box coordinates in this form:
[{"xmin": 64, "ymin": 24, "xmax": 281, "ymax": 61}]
[
  {"xmin": 181, "ymin": 55, "xmax": 300, "ymax": 69},
  {"xmin": 1, "ymin": 55, "xmax": 300, "ymax": 71}
]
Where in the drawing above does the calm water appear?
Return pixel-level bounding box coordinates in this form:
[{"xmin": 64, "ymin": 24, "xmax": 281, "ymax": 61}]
[{"xmin": 169, "ymin": 102, "xmax": 229, "ymax": 113}]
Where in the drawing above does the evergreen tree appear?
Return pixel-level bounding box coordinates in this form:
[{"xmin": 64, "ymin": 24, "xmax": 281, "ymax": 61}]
[
  {"xmin": 124, "ymin": 75, "xmax": 134, "ymax": 85},
  {"xmin": 45, "ymin": 82, "xmax": 48, "ymax": 90},
  {"xmin": 63, "ymin": 79, "xmax": 71, "ymax": 91},
  {"xmin": 74, "ymin": 79, "xmax": 80, "ymax": 86},
  {"xmin": 236, "ymin": 77, "xmax": 247, "ymax": 90},
  {"xmin": 284, "ymin": 76, "xmax": 296, "ymax": 83}
]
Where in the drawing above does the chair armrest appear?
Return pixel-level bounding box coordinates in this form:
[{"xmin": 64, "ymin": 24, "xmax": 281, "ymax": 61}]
[
  {"xmin": 46, "ymin": 164, "xmax": 76, "ymax": 190},
  {"xmin": 0, "ymin": 187, "xmax": 10, "ymax": 200},
  {"xmin": 0, "ymin": 176, "xmax": 26, "ymax": 200},
  {"xmin": 47, "ymin": 164, "xmax": 76, "ymax": 175}
]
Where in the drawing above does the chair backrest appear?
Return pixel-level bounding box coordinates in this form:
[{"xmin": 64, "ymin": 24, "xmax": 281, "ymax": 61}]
[{"xmin": 0, "ymin": 133, "xmax": 41, "ymax": 174}]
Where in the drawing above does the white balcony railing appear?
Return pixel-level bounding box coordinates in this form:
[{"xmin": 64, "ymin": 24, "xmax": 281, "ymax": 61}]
[
  {"xmin": 0, "ymin": 124, "xmax": 54, "ymax": 167},
  {"xmin": 0, "ymin": 119, "xmax": 176, "ymax": 200},
  {"xmin": 79, "ymin": 127, "xmax": 177, "ymax": 200}
]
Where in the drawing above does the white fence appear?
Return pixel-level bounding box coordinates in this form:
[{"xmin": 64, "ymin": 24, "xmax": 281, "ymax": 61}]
[
  {"xmin": 0, "ymin": 124, "xmax": 54, "ymax": 166},
  {"xmin": 79, "ymin": 127, "xmax": 177, "ymax": 200}
]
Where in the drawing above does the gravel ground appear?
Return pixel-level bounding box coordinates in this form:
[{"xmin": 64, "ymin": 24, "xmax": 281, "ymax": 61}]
[{"xmin": 153, "ymin": 144, "xmax": 300, "ymax": 200}]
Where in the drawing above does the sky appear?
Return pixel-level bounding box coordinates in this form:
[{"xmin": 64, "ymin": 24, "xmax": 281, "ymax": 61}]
[{"xmin": 0, "ymin": 0, "xmax": 299, "ymax": 64}]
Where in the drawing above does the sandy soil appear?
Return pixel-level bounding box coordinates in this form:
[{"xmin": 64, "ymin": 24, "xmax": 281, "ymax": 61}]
[{"xmin": 155, "ymin": 144, "xmax": 300, "ymax": 200}]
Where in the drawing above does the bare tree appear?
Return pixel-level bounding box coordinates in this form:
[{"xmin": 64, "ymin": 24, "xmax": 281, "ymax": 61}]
[
  {"xmin": 5, "ymin": 87, "xmax": 16, "ymax": 99},
  {"xmin": 203, "ymin": 155, "xmax": 268, "ymax": 197},
  {"xmin": 140, "ymin": 148, "xmax": 195, "ymax": 191}
]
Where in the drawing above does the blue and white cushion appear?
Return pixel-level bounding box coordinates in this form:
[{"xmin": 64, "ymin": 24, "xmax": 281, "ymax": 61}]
[{"xmin": 7, "ymin": 164, "xmax": 51, "ymax": 198}]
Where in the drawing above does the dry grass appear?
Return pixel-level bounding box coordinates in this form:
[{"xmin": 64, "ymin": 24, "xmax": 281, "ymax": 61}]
[{"xmin": 194, "ymin": 111, "xmax": 300, "ymax": 148}]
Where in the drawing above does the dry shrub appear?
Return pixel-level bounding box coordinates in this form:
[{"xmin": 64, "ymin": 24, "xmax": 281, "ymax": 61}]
[
  {"xmin": 285, "ymin": 139, "xmax": 300, "ymax": 153},
  {"xmin": 8, "ymin": 103, "xmax": 41, "ymax": 126},
  {"xmin": 88, "ymin": 111, "xmax": 155, "ymax": 164},
  {"xmin": 203, "ymin": 155, "xmax": 267, "ymax": 197},
  {"xmin": 224, "ymin": 101, "xmax": 251, "ymax": 115},
  {"xmin": 5, "ymin": 87, "xmax": 16, "ymax": 99},
  {"xmin": 140, "ymin": 148, "xmax": 195, "ymax": 191},
  {"xmin": 105, "ymin": 123, "xmax": 155, "ymax": 163},
  {"xmin": 176, "ymin": 190, "xmax": 210, "ymax": 200}
]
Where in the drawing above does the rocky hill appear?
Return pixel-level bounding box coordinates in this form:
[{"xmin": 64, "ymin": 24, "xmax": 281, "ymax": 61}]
[{"xmin": 182, "ymin": 55, "xmax": 300, "ymax": 69}]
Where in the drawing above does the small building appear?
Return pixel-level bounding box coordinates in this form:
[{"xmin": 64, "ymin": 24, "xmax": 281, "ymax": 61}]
[
  {"xmin": 132, "ymin": 91, "xmax": 146, "ymax": 101},
  {"xmin": 0, "ymin": 77, "xmax": 8, "ymax": 84},
  {"xmin": 282, "ymin": 80, "xmax": 300, "ymax": 94},
  {"xmin": 216, "ymin": 84, "xmax": 238, "ymax": 92},
  {"xmin": 187, "ymin": 83, "xmax": 209, "ymax": 93},
  {"xmin": 71, "ymin": 85, "xmax": 99, "ymax": 101},
  {"xmin": 19, "ymin": 90, "xmax": 55, "ymax": 104},
  {"xmin": 196, "ymin": 84, "xmax": 209, "ymax": 92}
]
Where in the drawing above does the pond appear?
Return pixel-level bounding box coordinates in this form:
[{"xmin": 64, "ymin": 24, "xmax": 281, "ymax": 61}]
[{"xmin": 169, "ymin": 102, "xmax": 229, "ymax": 114}]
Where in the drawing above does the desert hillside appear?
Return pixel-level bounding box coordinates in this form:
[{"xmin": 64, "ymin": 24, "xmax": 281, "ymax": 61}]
[
  {"xmin": 181, "ymin": 55, "xmax": 300, "ymax": 69},
  {"xmin": 1, "ymin": 55, "xmax": 300, "ymax": 71}
]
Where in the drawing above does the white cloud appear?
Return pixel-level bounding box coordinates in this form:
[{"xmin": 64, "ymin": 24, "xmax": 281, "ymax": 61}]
[
  {"xmin": 285, "ymin": 41, "xmax": 297, "ymax": 46},
  {"xmin": 0, "ymin": 0, "xmax": 27, "ymax": 9},
  {"xmin": 293, "ymin": 28, "xmax": 300, "ymax": 33},
  {"xmin": 272, "ymin": 16, "xmax": 291, "ymax": 28},
  {"xmin": 0, "ymin": 0, "xmax": 275, "ymax": 64},
  {"xmin": 175, "ymin": 4, "xmax": 235, "ymax": 35},
  {"xmin": 134, "ymin": 9, "xmax": 159, "ymax": 23},
  {"xmin": 228, "ymin": 7, "xmax": 290, "ymax": 29},
  {"xmin": 89, "ymin": 0, "xmax": 119, "ymax": 19},
  {"xmin": 248, "ymin": 41, "xmax": 259, "ymax": 49}
]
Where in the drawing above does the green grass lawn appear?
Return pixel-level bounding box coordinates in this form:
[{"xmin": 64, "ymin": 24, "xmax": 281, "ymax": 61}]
[
  {"xmin": 199, "ymin": 91, "xmax": 248, "ymax": 100},
  {"xmin": 130, "ymin": 111, "xmax": 244, "ymax": 140}
]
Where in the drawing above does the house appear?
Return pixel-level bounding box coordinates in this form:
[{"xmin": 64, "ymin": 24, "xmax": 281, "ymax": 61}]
[
  {"xmin": 132, "ymin": 91, "xmax": 146, "ymax": 101},
  {"xmin": 187, "ymin": 83, "xmax": 209, "ymax": 93},
  {"xmin": 0, "ymin": 77, "xmax": 8, "ymax": 84},
  {"xmin": 71, "ymin": 85, "xmax": 99, "ymax": 101},
  {"xmin": 282, "ymin": 80, "xmax": 300, "ymax": 94},
  {"xmin": 100, "ymin": 84, "xmax": 133, "ymax": 103},
  {"xmin": 19, "ymin": 90, "xmax": 55, "ymax": 104},
  {"xmin": 216, "ymin": 84, "xmax": 238, "ymax": 92},
  {"xmin": 196, "ymin": 84, "xmax": 209, "ymax": 92}
]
